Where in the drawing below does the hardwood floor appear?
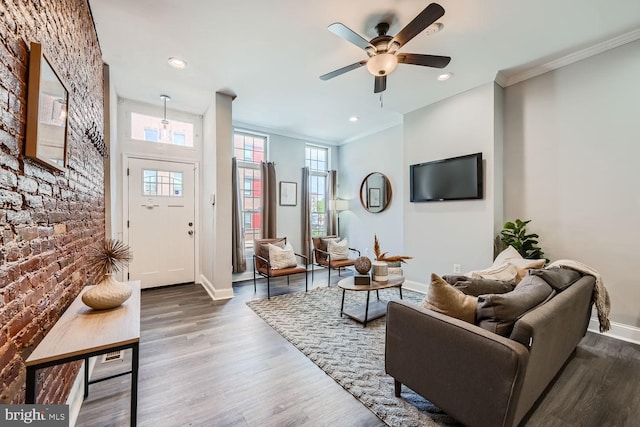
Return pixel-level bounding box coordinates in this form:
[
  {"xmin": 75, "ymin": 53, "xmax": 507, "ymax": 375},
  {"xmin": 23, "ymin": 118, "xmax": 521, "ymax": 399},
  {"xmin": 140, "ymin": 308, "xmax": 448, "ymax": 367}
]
[{"xmin": 75, "ymin": 271, "xmax": 640, "ymax": 426}]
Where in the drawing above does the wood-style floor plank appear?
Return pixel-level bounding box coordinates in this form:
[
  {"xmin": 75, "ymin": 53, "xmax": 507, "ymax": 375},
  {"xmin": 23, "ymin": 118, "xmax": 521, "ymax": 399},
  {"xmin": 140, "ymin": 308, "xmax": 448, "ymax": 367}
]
[{"xmin": 75, "ymin": 271, "xmax": 640, "ymax": 426}]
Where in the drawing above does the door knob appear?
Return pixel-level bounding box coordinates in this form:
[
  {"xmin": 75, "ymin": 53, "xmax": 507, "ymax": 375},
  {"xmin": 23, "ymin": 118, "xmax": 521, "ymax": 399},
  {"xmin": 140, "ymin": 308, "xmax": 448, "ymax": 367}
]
[
  {"xmin": 188, "ymin": 230, "xmax": 194, "ymax": 236},
  {"xmin": 188, "ymin": 222, "xmax": 193, "ymax": 226}
]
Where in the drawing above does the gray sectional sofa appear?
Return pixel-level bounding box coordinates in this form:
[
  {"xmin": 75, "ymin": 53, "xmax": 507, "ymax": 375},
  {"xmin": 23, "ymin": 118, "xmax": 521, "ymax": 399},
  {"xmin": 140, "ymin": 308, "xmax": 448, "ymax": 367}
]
[{"xmin": 385, "ymin": 272, "xmax": 595, "ymax": 427}]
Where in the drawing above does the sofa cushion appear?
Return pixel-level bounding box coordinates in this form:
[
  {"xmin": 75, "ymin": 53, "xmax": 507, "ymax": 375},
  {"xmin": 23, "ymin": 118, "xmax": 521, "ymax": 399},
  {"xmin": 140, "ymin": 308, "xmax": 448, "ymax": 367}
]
[
  {"xmin": 452, "ymin": 278, "xmax": 515, "ymax": 297},
  {"xmin": 529, "ymin": 267, "xmax": 581, "ymax": 292},
  {"xmin": 476, "ymin": 275, "xmax": 555, "ymax": 336},
  {"xmin": 507, "ymin": 258, "xmax": 546, "ymax": 283},
  {"xmin": 268, "ymin": 243, "xmax": 297, "ymax": 269},
  {"xmin": 468, "ymin": 262, "xmax": 519, "ymax": 282},
  {"xmin": 421, "ymin": 273, "xmax": 477, "ymax": 324},
  {"xmin": 492, "ymin": 245, "xmax": 522, "ymax": 267},
  {"xmin": 327, "ymin": 238, "xmax": 349, "ymax": 260}
]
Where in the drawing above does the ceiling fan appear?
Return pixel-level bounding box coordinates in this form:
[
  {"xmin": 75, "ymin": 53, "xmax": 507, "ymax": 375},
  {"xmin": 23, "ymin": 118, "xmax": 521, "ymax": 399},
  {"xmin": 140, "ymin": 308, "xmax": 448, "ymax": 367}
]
[{"xmin": 320, "ymin": 3, "xmax": 451, "ymax": 93}]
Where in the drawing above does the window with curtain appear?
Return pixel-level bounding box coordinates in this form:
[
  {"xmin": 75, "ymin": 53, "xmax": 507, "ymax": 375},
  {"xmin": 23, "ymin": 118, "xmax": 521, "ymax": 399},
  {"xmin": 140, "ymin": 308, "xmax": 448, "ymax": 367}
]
[
  {"xmin": 234, "ymin": 131, "xmax": 267, "ymax": 246},
  {"xmin": 306, "ymin": 145, "xmax": 329, "ymax": 237}
]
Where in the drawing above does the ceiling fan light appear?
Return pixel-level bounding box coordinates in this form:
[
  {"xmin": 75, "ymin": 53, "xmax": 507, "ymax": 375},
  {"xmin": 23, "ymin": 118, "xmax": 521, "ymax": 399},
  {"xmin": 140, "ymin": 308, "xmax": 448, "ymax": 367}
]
[{"xmin": 366, "ymin": 53, "xmax": 398, "ymax": 76}]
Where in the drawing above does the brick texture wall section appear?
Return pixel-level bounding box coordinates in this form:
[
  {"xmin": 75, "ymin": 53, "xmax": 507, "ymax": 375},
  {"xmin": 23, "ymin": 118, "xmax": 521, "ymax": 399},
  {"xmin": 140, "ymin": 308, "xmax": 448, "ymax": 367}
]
[{"xmin": 0, "ymin": 0, "xmax": 105, "ymax": 404}]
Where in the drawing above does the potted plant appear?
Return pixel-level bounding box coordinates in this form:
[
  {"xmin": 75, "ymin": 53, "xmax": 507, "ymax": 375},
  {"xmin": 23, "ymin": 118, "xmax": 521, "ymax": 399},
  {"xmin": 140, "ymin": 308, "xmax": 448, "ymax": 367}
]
[
  {"xmin": 500, "ymin": 219, "xmax": 545, "ymax": 260},
  {"xmin": 82, "ymin": 238, "xmax": 134, "ymax": 310}
]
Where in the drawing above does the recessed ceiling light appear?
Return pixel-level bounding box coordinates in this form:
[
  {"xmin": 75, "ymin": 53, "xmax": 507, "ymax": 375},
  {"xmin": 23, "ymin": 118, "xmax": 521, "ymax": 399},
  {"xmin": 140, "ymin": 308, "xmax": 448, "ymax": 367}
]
[
  {"xmin": 349, "ymin": 116, "xmax": 359, "ymax": 122},
  {"xmin": 168, "ymin": 57, "xmax": 187, "ymax": 69},
  {"xmin": 437, "ymin": 72, "xmax": 453, "ymax": 81}
]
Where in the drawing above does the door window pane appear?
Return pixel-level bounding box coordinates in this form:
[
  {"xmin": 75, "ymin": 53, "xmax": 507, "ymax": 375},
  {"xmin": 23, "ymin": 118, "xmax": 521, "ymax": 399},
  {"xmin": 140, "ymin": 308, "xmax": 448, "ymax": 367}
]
[{"xmin": 143, "ymin": 169, "xmax": 183, "ymax": 197}]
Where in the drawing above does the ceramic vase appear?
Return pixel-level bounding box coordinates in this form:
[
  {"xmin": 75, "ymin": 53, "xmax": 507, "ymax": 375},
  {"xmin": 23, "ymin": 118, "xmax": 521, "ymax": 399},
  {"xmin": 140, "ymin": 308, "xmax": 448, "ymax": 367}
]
[
  {"xmin": 82, "ymin": 273, "xmax": 132, "ymax": 310},
  {"xmin": 371, "ymin": 261, "xmax": 389, "ymax": 282}
]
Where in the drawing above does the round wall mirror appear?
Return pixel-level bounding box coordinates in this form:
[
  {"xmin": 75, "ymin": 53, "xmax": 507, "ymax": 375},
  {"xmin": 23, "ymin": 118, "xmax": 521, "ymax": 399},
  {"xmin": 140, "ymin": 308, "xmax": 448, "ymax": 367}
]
[{"xmin": 360, "ymin": 172, "xmax": 392, "ymax": 213}]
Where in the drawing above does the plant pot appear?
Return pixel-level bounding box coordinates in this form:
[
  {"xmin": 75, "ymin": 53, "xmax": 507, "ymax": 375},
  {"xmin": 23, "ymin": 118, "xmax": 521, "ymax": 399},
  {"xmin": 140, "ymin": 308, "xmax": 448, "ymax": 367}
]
[{"xmin": 82, "ymin": 273, "xmax": 132, "ymax": 310}]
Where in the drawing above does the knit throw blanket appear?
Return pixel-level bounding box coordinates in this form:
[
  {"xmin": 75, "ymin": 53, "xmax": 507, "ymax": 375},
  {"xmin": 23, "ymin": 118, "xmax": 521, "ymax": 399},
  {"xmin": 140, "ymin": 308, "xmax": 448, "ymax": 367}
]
[{"xmin": 546, "ymin": 259, "xmax": 611, "ymax": 332}]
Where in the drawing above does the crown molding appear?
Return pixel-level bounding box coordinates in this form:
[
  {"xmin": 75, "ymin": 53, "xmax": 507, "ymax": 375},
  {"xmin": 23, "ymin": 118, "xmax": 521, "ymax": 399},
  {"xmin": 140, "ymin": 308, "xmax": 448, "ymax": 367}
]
[
  {"xmin": 232, "ymin": 120, "xmax": 340, "ymax": 146},
  {"xmin": 496, "ymin": 28, "xmax": 640, "ymax": 87}
]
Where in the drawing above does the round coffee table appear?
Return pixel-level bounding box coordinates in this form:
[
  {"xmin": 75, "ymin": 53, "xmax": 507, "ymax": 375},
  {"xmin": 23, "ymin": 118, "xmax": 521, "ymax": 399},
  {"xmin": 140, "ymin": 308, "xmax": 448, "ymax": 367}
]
[{"xmin": 337, "ymin": 274, "xmax": 404, "ymax": 326}]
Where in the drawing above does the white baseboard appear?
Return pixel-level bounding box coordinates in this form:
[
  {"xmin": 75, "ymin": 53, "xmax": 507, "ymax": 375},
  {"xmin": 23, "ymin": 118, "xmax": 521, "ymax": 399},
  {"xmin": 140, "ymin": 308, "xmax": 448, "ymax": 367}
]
[
  {"xmin": 66, "ymin": 358, "xmax": 96, "ymax": 427},
  {"xmin": 588, "ymin": 317, "xmax": 640, "ymax": 345},
  {"xmin": 199, "ymin": 274, "xmax": 234, "ymax": 301},
  {"xmin": 402, "ymin": 279, "xmax": 427, "ymax": 294}
]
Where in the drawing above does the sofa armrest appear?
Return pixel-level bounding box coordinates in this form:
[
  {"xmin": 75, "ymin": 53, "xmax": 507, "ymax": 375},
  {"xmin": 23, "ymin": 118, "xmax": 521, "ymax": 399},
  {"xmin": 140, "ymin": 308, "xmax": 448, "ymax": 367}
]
[{"xmin": 385, "ymin": 300, "xmax": 529, "ymax": 427}]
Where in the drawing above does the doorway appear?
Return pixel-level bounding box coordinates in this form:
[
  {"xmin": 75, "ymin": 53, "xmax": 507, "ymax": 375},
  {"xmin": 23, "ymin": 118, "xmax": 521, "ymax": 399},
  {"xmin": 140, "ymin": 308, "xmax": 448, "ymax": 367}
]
[{"xmin": 126, "ymin": 157, "xmax": 196, "ymax": 289}]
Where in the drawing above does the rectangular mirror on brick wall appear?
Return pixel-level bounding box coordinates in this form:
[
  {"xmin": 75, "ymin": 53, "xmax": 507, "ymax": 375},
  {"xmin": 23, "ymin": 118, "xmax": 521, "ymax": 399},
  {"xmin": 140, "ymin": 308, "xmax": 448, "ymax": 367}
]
[{"xmin": 25, "ymin": 42, "xmax": 70, "ymax": 171}]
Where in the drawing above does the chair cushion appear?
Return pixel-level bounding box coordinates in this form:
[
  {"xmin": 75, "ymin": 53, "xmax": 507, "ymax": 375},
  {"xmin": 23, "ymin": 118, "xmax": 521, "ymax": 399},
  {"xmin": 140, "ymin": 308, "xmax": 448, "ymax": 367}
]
[
  {"xmin": 328, "ymin": 238, "xmax": 349, "ymax": 260},
  {"xmin": 421, "ymin": 273, "xmax": 477, "ymax": 324},
  {"xmin": 312, "ymin": 235, "xmax": 338, "ymax": 262},
  {"xmin": 268, "ymin": 243, "xmax": 297, "ymax": 269}
]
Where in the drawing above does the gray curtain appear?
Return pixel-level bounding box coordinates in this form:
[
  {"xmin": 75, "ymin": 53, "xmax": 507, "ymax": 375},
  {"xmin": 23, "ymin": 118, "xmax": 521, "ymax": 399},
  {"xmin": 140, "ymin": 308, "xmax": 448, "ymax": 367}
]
[
  {"xmin": 326, "ymin": 170, "xmax": 337, "ymax": 236},
  {"xmin": 261, "ymin": 161, "xmax": 277, "ymax": 238},
  {"xmin": 301, "ymin": 167, "xmax": 311, "ymax": 262},
  {"xmin": 231, "ymin": 157, "xmax": 246, "ymax": 273}
]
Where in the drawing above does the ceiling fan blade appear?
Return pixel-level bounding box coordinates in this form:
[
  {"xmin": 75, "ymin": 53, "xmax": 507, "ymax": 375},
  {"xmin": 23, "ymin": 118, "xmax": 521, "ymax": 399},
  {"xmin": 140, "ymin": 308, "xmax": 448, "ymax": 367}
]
[
  {"xmin": 392, "ymin": 3, "xmax": 445, "ymax": 48},
  {"xmin": 320, "ymin": 60, "xmax": 368, "ymax": 81},
  {"xmin": 374, "ymin": 75, "xmax": 387, "ymax": 93},
  {"xmin": 397, "ymin": 53, "xmax": 451, "ymax": 68},
  {"xmin": 328, "ymin": 23, "xmax": 375, "ymax": 51}
]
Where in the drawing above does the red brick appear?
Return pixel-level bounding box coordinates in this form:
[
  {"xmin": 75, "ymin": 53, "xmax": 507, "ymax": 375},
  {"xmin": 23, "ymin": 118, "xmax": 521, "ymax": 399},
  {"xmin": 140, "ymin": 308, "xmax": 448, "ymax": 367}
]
[
  {"xmin": 8, "ymin": 308, "xmax": 34, "ymax": 337},
  {"xmin": 19, "ymin": 254, "xmax": 40, "ymax": 274},
  {"xmin": 0, "ymin": 341, "xmax": 17, "ymax": 369}
]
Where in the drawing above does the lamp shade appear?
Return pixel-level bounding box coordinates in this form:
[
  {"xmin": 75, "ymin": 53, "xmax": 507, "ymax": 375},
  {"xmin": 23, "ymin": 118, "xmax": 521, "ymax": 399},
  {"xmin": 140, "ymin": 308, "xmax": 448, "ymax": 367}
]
[
  {"xmin": 366, "ymin": 53, "xmax": 398, "ymax": 76},
  {"xmin": 334, "ymin": 199, "xmax": 349, "ymax": 212}
]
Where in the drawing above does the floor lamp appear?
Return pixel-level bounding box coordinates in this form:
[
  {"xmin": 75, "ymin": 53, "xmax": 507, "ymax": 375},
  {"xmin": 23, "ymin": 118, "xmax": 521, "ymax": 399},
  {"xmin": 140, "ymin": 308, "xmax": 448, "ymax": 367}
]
[{"xmin": 334, "ymin": 199, "xmax": 349, "ymax": 237}]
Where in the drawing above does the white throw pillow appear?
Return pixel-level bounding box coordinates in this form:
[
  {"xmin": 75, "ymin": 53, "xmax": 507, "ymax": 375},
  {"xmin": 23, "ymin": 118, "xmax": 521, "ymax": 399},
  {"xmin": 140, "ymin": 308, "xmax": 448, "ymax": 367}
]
[
  {"xmin": 268, "ymin": 243, "xmax": 297, "ymax": 269},
  {"xmin": 328, "ymin": 238, "xmax": 349, "ymax": 260},
  {"xmin": 492, "ymin": 245, "xmax": 522, "ymax": 267},
  {"xmin": 468, "ymin": 263, "xmax": 519, "ymax": 282}
]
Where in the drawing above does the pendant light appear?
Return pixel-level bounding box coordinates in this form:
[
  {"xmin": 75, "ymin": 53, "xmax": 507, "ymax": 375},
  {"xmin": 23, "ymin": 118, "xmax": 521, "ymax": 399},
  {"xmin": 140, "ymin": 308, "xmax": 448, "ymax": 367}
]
[{"xmin": 159, "ymin": 94, "xmax": 172, "ymax": 142}]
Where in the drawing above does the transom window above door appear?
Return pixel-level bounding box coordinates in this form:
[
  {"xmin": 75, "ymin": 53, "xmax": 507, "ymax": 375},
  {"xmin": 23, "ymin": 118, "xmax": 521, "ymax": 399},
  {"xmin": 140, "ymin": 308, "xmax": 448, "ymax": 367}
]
[{"xmin": 131, "ymin": 112, "xmax": 194, "ymax": 147}]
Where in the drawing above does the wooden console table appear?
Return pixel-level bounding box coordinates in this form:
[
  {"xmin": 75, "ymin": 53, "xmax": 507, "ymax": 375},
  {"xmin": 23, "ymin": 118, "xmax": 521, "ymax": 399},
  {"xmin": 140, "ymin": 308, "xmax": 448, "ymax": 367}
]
[{"xmin": 25, "ymin": 281, "xmax": 141, "ymax": 426}]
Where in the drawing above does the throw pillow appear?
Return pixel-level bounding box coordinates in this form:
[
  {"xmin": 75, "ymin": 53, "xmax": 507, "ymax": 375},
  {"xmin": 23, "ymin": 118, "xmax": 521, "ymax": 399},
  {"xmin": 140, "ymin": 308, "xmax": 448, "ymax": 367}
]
[
  {"xmin": 492, "ymin": 245, "xmax": 522, "ymax": 267},
  {"xmin": 451, "ymin": 278, "xmax": 515, "ymax": 297},
  {"xmin": 328, "ymin": 238, "xmax": 349, "ymax": 260},
  {"xmin": 507, "ymin": 258, "xmax": 546, "ymax": 283},
  {"xmin": 468, "ymin": 262, "xmax": 519, "ymax": 282},
  {"xmin": 421, "ymin": 273, "xmax": 477, "ymax": 324},
  {"xmin": 268, "ymin": 243, "xmax": 297, "ymax": 269},
  {"xmin": 476, "ymin": 275, "xmax": 554, "ymax": 337},
  {"xmin": 528, "ymin": 267, "xmax": 581, "ymax": 292},
  {"xmin": 257, "ymin": 238, "xmax": 285, "ymax": 260}
]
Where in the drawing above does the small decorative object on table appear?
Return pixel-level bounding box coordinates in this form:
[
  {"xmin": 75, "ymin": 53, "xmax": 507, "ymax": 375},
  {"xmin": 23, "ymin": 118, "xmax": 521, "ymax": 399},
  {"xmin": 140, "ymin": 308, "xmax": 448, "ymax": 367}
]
[
  {"xmin": 354, "ymin": 274, "xmax": 371, "ymax": 285},
  {"xmin": 82, "ymin": 239, "xmax": 134, "ymax": 310},
  {"xmin": 354, "ymin": 256, "xmax": 372, "ymax": 274},
  {"xmin": 372, "ymin": 235, "xmax": 412, "ymax": 277},
  {"xmin": 371, "ymin": 261, "xmax": 389, "ymax": 282}
]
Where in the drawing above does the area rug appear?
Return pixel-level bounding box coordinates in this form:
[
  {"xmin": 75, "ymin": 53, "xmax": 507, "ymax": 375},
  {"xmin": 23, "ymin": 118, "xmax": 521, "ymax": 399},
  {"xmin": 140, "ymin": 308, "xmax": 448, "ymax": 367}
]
[{"xmin": 246, "ymin": 286, "xmax": 462, "ymax": 426}]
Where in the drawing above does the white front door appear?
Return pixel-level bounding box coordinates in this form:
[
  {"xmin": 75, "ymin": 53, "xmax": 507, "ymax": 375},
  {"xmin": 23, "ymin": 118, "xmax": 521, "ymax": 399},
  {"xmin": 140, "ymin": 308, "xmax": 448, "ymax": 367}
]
[{"xmin": 127, "ymin": 158, "xmax": 195, "ymax": 289}]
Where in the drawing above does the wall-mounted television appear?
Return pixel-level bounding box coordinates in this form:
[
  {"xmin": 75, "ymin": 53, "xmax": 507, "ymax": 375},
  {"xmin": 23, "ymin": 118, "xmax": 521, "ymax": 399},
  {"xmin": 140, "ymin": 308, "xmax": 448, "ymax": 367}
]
[{"xmin": 410, "ymin": 153, "xmax": 483, "ymax": 202}]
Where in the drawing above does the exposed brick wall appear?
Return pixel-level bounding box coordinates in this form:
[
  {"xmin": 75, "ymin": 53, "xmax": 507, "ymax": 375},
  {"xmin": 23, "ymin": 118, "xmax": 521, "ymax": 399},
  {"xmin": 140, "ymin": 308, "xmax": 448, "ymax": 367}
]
[{"xmin": 0, "ymin": 0, "xmax": 105, "ymax": 404}]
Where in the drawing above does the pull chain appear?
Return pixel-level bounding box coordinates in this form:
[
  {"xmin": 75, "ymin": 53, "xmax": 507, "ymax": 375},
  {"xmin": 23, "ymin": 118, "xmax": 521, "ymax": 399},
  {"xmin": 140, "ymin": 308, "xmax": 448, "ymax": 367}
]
[{"xmin": 380, "ymin": 93, "xmax": 383, "ymax": 108}]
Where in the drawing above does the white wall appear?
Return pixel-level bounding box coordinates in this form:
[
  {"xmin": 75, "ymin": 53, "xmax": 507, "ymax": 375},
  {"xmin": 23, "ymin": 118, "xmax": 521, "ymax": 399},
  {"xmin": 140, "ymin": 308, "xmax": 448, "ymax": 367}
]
[
  {"xmin": 337, "ymin": 125, "xmax": 404, "ymax": 258},
  {"xmin": 403, "ymin": 83, "xmax": 503, "ymax": 287},
  {"xmin": 504, "ymin": 39, "xmax": 640, "ymax": 328}
]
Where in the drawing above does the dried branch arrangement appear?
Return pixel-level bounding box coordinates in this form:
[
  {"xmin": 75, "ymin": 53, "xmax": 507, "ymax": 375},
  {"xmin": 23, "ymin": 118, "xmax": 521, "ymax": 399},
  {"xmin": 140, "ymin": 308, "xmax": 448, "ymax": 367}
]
[
  {"xmin": 86, "ymin": 238, "xmax": 133, "ymax": 276},
  {"xmin": 373, "ymin": 235, "xmax": 413, "ymax": 263}
]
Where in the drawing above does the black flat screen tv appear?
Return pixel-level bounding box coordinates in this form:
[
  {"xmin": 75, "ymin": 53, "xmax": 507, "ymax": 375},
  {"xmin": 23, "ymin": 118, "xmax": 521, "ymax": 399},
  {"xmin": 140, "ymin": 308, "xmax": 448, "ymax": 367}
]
[{"xmin": 410, "ymin": 152, "xmax": 483, "ymax": 202}]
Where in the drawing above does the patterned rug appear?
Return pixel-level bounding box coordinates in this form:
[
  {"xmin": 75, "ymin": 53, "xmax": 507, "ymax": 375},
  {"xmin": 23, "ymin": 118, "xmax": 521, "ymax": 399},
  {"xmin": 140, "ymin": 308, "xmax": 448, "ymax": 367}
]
[{"xmin": 246, "ymin": 286, "xmax": 461, "ymax": 426}]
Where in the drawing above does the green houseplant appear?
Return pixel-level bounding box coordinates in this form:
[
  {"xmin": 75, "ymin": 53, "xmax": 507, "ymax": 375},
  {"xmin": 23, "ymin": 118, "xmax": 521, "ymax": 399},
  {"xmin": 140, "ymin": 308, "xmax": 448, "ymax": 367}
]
[{"xmin": 500, "ymin": 219, "xmax": 545, "ymax": 260}]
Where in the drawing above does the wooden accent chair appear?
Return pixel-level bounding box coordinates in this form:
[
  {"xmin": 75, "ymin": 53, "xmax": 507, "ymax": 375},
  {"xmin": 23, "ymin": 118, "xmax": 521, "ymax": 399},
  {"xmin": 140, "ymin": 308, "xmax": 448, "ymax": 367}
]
[
  {"xmin": 311, "ymin": 236, "xmax": 361, "ymax": 287},
  {"xmin": 253, "ymin": 237, "xmax": 308, "ymax": 299}
]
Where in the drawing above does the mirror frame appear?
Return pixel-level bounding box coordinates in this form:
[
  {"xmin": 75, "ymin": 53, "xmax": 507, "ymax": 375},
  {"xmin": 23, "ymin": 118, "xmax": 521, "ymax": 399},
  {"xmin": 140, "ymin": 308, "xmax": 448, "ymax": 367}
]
[
  {"xmin": 359, "ymin": 172, "xmax": 392, "ymax": 213},
  {"xmin": 25, "ymin": 42, "xmax": 70, "ymax": 172}
]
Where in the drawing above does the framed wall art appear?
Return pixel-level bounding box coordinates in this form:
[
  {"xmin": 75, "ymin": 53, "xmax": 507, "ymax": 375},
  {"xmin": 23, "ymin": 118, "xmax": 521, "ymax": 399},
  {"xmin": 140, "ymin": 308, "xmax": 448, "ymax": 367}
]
[{"xmin": 279, "ymin": 181, "xmax": 297, "ymax": 206}]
